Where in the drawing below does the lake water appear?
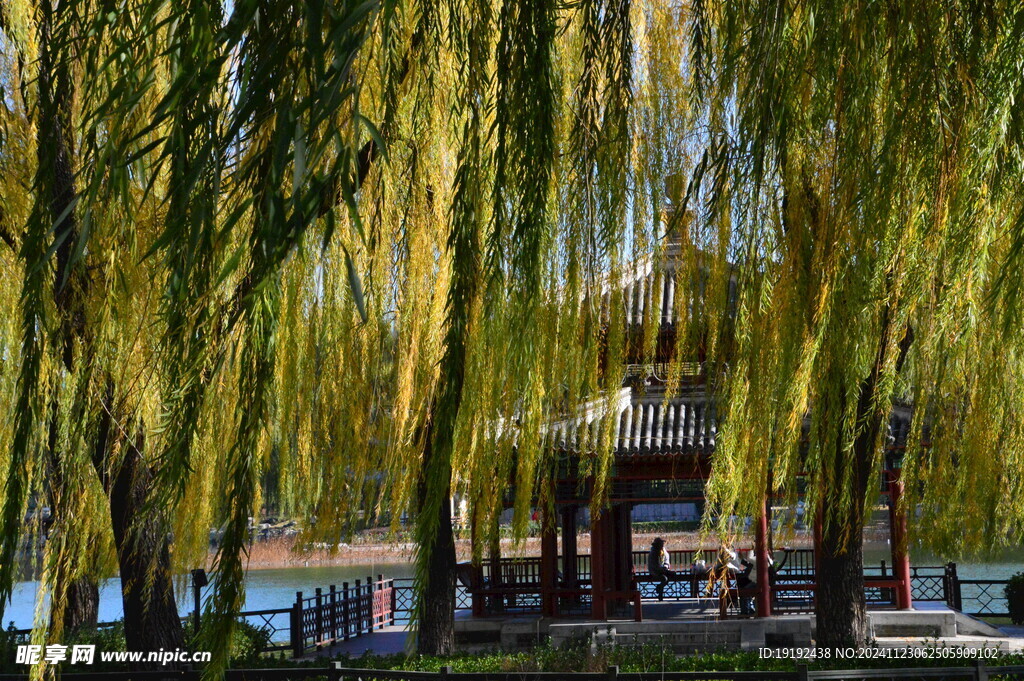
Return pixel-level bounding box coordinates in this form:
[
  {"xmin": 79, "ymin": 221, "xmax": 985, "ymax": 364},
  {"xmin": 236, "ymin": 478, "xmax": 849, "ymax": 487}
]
[
  {"xmin": 3, "ymin": 546, "xmax": 1022, "ymax": 630},
  {"xmin": 3, "ymin": 563, "xmax": 416, "ymax": 631}
]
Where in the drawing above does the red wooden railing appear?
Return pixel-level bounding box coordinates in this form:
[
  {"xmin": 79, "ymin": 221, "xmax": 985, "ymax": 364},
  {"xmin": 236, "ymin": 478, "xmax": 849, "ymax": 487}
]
[{"xmin": 289, "ymin": 575, "xmax": 395, "ymax": 657}]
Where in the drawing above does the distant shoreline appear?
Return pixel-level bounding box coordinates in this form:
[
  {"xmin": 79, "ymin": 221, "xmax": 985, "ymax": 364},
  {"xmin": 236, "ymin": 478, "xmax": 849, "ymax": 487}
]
[{"xmin": 16, "ymin": 527, "xmax": 883, "ymax": 579}]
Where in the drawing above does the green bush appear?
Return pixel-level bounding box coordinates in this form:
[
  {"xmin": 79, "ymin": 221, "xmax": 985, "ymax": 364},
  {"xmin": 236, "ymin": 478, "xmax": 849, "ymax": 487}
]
[
  {"xmin": 229, "ymin": 619, "xmax": 274, "ymax": 665},
  {"xmin": 0, "ymin": 622, "xmax": 29, "ymax": 674},
  {"xmin": 1006, "ymin": 572, "xmax": 1024, "ymax": 625},
  {"xmin": 66, "ymin": 620, "xmax": 126, "ymax": 650}
]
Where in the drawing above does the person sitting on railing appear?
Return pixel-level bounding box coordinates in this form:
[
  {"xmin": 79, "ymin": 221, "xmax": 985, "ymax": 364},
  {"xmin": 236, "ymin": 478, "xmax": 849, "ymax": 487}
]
[
  {"xmin": 648, "ymin": 537, "xmax": 676, "ymax": 601},
  {"xmin": 713, "ymin": 547, "xmax": 743, "ymax": 607},
  {"xmin": 768, "ymin": 547, "xmax": 795, "ymax": 583},
  {"xmin": 737, "ymin": 551, "xmax": 757, "ymax": 615},
  {"xmin": 738, "ymin": 547, "xmax": 795, "ymax": 614},
  {"xmin": 716, "ymin": 547, "xmax": 743, "ymax": 578}
]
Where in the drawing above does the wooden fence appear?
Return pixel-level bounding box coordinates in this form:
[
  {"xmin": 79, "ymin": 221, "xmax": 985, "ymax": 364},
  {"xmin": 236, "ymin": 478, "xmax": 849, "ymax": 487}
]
[
  {"xmin": 287, "ymin": 575, "xmax": 396, "ymax": 657},
  {"xmin": 4, "ymin": 577, "xmax": 397, "ymax": 659}
]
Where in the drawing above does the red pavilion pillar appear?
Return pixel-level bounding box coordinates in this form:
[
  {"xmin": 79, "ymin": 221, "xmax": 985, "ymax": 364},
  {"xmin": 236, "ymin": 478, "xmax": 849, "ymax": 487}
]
[
  {"xmin": 755, "ymin": 496, "xmax": 772, "ymax": 617},
  {"xmin": 590, "ymin": 509, "xmax": 610, "ymax": 619},
  {"xmin": 540, "ymin": 512, "xmax": 558, "ymax": 616},
  {"xmin": 887, "ymin": 469, "xmax": 913, "ymax": 610}
]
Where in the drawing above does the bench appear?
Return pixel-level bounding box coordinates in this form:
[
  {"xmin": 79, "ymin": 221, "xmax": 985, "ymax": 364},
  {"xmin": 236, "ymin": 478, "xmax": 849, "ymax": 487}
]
[{"xmin": 633, "ymin": 568, "xmax": 710, "ymax": 598}]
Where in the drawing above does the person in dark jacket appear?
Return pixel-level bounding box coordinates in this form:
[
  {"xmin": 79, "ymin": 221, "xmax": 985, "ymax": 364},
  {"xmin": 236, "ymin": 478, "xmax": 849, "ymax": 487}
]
[
  {"xmin": 738, "ymin": 547, "xmax": 795, "ymax": 614},
  {"xmin": 648, "ymin": 537, "xmax": 676, "ymax": 601}
]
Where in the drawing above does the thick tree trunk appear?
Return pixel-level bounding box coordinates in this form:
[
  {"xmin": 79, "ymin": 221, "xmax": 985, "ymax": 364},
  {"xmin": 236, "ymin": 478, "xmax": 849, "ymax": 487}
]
[
  {"xmin": 815, "ymin": 407, "xmax": 873, "ymax": 648},
  {"xmin": 813, "ymin": 382, "xmax": 879, "ymax": 647},
  {"xmin": 91, "ymin": 400, "xmax": 184, "ymax": 664},
  {"xmin": 815, "ymin": 516, "xmax": 869, "ymax": 646},
  {"xmin": 414, "ymin": 138, "xmax": 479, "ymax": 653},
  {"xmin": 108, "ymin": 429, "xmax": 186, "ymax": 660},
  {"xmin": 63, "ymin": 579, "xmax": 100, "ymax": 632},
  {"xmin": 416, "ymin": 439, "xmax": 457, "ymax": 656},
  {"xmin": 814, "ymin": 315, "xmax": 913, "ymax": 648}
]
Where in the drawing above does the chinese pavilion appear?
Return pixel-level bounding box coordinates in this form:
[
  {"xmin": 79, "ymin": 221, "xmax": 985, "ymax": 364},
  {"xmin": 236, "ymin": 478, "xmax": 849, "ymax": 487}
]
[{"xmin": 467, "ymin": 232, "xmax": 915, "ymax": 622}]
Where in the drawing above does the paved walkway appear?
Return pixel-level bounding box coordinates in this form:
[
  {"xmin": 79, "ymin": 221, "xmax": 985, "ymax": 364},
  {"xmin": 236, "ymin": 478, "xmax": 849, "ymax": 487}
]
[
  {"xmin": 300, "ymin": 625, "xmax": 413, "ymax": 659},
  {"xmin": 876, "ymin": 636, "xmax": 1024, "ymax": 653},
  {"xmin": 641, "ymin": 598, "xmax": 722, "ymax": 620},
  {"xmin": 297, "ymin": 606, "xmax": 1023, "ymax": 660}
]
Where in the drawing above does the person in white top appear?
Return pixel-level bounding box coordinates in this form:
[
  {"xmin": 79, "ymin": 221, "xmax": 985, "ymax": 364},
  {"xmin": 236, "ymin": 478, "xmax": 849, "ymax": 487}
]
[{"xmin": 648, "ymin": 537, "xmax": 676, "ymax": 601}]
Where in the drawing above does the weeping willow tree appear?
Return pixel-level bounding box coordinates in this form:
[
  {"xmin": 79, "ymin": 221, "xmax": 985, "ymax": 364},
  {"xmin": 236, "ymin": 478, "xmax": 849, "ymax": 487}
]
[
  {"xmin": 0, "ymin": 0, "xmax": 383, "ymax": 668},
  {"xmin": 0, "ymin": 0, "xmax": 663, "ymax": 667},
  {"xmin": 4, "ymin": 0, "xmax": 1024, "ymax": 673},
  {"xmin": 690, "ymin": 0, "xmax": 1024, "ymax": 646}
]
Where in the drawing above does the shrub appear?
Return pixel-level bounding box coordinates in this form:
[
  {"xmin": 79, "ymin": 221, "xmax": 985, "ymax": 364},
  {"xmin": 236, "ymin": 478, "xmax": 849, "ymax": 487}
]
[
  {"xmin": 65, "ymin": 620, "xmax": 127, "ymax": 652},
  {"xmin": 229, "ymin": 619, "xmax": 274, "ymax": 665},
  {"xmin": 0, "ymin": 622, "xmax": 29, "ymax": 674},
  {"xmin": 1006, "ymin": 572, "xmax": 1024, "ymax": 625}
]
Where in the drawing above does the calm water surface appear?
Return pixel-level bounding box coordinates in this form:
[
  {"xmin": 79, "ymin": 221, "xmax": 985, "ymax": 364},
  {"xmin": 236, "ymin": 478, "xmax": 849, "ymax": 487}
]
[{"xmin": 4, "ymin": 563, "xmax": 415, "ymax": 630}]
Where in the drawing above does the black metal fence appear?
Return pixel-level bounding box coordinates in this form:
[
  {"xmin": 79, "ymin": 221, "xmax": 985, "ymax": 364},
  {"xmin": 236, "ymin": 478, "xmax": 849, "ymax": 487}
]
[
  {"xmin": 3, "ymin": 561, "xmax": 1012, "ymax": 663},
  {"xmin": 390, "ymin": 579, "xmax": 472, "ymax": 623},
  {"xmin": 420, "ymin": 556, "xmax": 1012, "ymax": 621},
  {"xmin": 2, "ymin": 662, "xmax": 1023, "ymax": 681},
  {"xmin": 239, "ymin": 607, "xmax": 293, "ymax": 653},
  {"xmin": 236, "ymin": 563, "xmax": 1011, "ymax": 653}
]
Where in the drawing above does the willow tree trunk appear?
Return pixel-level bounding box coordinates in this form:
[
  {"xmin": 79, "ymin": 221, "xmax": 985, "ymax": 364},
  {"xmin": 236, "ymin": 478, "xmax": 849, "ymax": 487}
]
[
  {"xmin": 110, "ymin": 433, "xmax": 185, "ymax": 660},
  {"xmin": 63, "ymin": 579, "xmax": 100, "ymax": 632},
  {"xmin": 814, "ymin": 315, "xmax": 912, "ymax": 648},
  {"xmin": 414, "ymin": 115, "xmax": 481, "ymax": 652},
  {"xmin": 92, "ymin": 397, "xmax": 185, "ymax": 662},
  {"xmin": 815, "ymin": 509, "xmax": 870, "ymax": 646},
  {"xmin": 815, "ymin": 378, "xmax": 876, "ymax": 647},
  {"xmin": 416, "ymin": 481, "xmax": 457, "ymax": 654}
]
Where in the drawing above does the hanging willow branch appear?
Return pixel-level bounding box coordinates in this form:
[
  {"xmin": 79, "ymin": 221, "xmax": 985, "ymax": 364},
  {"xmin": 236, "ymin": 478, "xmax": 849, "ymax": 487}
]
[{"xmin": 4, "ymin": 0, "xmax": 1024, "ymax": 672}]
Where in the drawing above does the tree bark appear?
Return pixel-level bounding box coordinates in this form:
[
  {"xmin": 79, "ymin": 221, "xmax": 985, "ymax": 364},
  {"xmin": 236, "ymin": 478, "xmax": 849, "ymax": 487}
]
[
  {"xmin": 815, "ymin": 378, "xmax": 876, "ymax": 647},
  {"xmin": 92, "ymin": 396, "xmax": 185, "ymax": 664},
  {"xmin": 814, "ymin": 315, "xmax": 913, "ymax": 647},
  {"xmin": 63, "ymin": 579, "xmax": 100, "ymax": 632},
  {"xmin": 416, "ymin": 436, "xmax": 457, "ymax": 656},
  {"xmin": 110, "ymin": 432, "xmax": 185, "ymax": 661},
  {"xmin": 815, "ymin": 512, "xmax": 870, "ymax": 646}
]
